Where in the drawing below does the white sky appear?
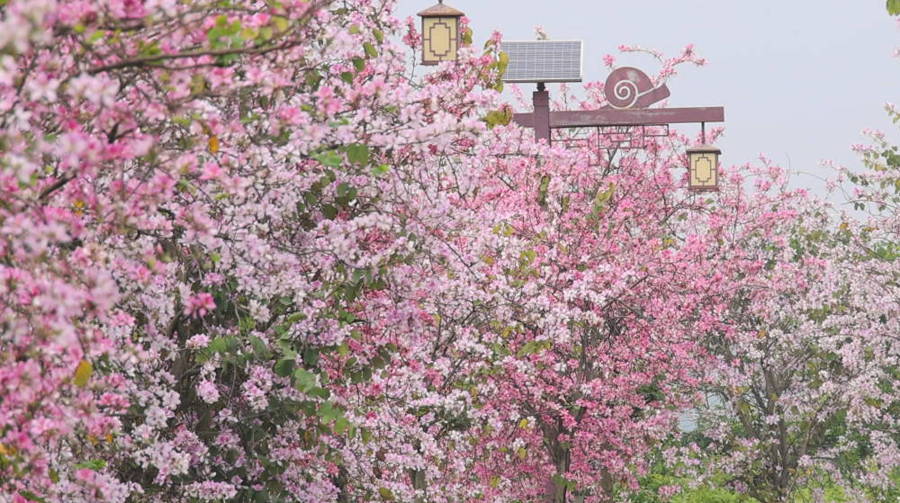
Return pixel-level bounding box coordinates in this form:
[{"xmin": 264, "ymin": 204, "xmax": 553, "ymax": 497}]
[{"xmin": 397, "ymin": 1, "xmax": 900, "ymax": 199}]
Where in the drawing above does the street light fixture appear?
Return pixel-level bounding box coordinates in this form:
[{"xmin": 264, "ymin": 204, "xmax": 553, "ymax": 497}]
[
  {"xmin": 686, "ymin": 123, "xmax": 721, "ymax": 192},
  {"xmin": 418, "ymin": 1, "xmax": 464, "ymax": 65},
  {"xmin": 686, "ymin": 144, "xmax": 721, "ymax": 192}
]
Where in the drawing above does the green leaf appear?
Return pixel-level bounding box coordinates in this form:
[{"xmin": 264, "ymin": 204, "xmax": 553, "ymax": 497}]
[
  {"xmin": 592, "ymin": 183, "xmax": 616, "ymax": 216},
  {"xmin": 250, "ymin": 336, "xmax": 271, "ymax": 359},
  {"xmin": 461, "ymin": 27, "xmax": 473, "ymax": 45},
  {"xmin": 351, "ymin": 367, "xmax": 372, "ymax": 383},
  {"xmin": 273, "ymin": 358, "xmax": 294, "ymax": 377},
  {"xmin": 240, "ymin": 27, "xmax": 258, "ymax": 41},
  {"xmin": 74, "ymin": 459, "xmax": 107, "ymax": 471},
  {"xmin": 363, "ymin": 42, "xmax": 378, "ymax": 59},
  {"xmin": 139, "ymin": 41, "xmax": 162, "ymax": 57},
  {"xmin": 352, "ymin": 58, "xmax": 366, "ymax": 72},
  {"xmin": 378, "ymin": 487, "xmax": 396, "ymax": 501},
  {"xmin": 305, "ymin": 71, "xmax": 323, "ymax": 89},
  {"xmin": 302, "ymin": 348, "xmax": 320, "ymax": 367},
  {"xmin": 272, "ymin": 16, "xmax": 290, "ymax": 33},
  {"xmin": 314, "ymin": 150, "xmax": 342, "ymax": 167},
  {"xmin": 537, "ymin": 174, "xmax": 550, "ymax": 206},
  {"xmin": 346, "ymin": 144, "xmax": 370, "ymax": 166},
  {"xmin": 372, "ymin": 164, "xmax": 390, "ymax": 176},
  {"xmin": 517, "ymin": 340, "xmax": 551, "ymax": 357},
  {"xmin": 73, "ymin": 360, "xmax": 93, "ymax": 387},
  {"xmin": 317, "ymin": 401, "xmax": 344, "ymax": 422},
  {"xmin": 239, "ymin": 316, "xmax": 257, "ymax": 333},
  {"xmin": 17, "ymin": 491, "xmax": 47, "ymax": 503},
  {"xmin": 86, "ymin": 30, "xmax": 106, "ymax": 44},
  {"xmin": 293, "ymin": 368, "xmax": 317, "ymax": 393},
  {"xmin": 373, "ymin": 29, "xmax": 384, "ymax": 43},
  {"xmin": 497, "ymin": 51, "xmax": 510, "ymax": 72},
  {"xmin": 889, "ymin": 0, "xmax": 900, "ymax": 15},
  {"xmin": 483, "ymin": 108, "xmax": 512, "ymax": 128},
  {"xmin": 336, "ymin": 182, "xmax": 357, "ymax": 201},
  {"xmin": 190, "ymin": 74, "xmax": 207, "ymax": 95},
  {"xmin": 340, "ymin": 72, "xmax": 354, "ymax": 84},
  {"xmin": 333, "ymin": 416, "xmax": 351, "ymax": 435},
  {"xmin": 208, "ymin": 337, "xmax": 229, "ymax": 353},
  {"xmin": 322, "ymin": 205, "xmax": 338, "ymax": 219},
  {"xmin": 309, "ymin": 386, "xmax": 330, "ymax": 399},
  {"xmin": 519, "ymin": 249, "xmax": 536, "ymax": 266}
]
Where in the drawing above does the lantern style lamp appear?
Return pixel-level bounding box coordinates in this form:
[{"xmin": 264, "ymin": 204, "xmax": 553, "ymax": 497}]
[
  {"xmin": 418, "ymin": 1, "xmax": 464, "ymax": 65},
  {"xmin": 686, "ymin": 144, "xmax": 721, "ymax": 192}
]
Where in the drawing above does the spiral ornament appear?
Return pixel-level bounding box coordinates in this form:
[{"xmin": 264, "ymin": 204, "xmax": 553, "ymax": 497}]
[{"xmin": 604, "ymin": 67, "xmax": 656, "ymax": 109}]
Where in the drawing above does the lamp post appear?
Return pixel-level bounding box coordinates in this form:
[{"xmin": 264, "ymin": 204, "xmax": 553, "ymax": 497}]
[
  {"xmin": 418, "ymin": 1, "xmax": 464, "ymax": 65},
  {"xmin": 503, "ymin": 42, "xmax": 725, "ymax": 193}
]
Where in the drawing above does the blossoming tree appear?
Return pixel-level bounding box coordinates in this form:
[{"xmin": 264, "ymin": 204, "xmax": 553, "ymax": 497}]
[
  {"xmin": 681, "ymin": 111, "xmax": 900, "ymax": 502},
  {"xmin": 0, "ymin": 0, "xmax": 504, "ymax": 500}
]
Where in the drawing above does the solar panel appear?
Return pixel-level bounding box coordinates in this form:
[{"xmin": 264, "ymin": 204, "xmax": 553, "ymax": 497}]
[{"xmin": 501, "ymin": 40, "xmax": 583, "ymax": 84}]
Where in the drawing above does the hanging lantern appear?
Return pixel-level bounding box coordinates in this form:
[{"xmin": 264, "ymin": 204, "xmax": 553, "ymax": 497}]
[
  {"xmin": 418, "ymin": 1, "xmax": 464, "ymax": 65},
  {"xmin": 686, "ymin": 144, "xmax": 721, "ymax": 192}
]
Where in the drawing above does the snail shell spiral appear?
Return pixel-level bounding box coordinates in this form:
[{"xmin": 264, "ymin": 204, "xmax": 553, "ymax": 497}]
[{"xmin": 605, "ymin": 67, "xmax": 655, "ymax": 109}]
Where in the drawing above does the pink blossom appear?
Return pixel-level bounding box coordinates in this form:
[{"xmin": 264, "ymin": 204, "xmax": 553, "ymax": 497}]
[
  {"xmin": 186, "ymin": 334, "xmax": 210, "ymax": 349},
  {"xmin": 199, "ymin": 162, "xmax": 223, "ymax": 181},
  {"xmin": 184, "ymin": 293, "xmax": 216, "ymax": 318},
  {"xmin": 197, "ymin": 380, "xmax": 219, "ymax": 404}
]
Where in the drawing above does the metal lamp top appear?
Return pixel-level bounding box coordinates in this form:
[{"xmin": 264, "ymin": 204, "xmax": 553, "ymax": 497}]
[
  {"xmin": 687, "ymin": 144, "xmax": 722, "ymax": 155},
  {"xmin": 418, "ymin": 1, "xmax": 464, "ymax": 17}
]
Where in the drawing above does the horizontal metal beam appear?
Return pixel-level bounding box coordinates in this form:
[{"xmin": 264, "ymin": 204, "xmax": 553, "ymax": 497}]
[{"xmin": 513, "ymin": 106, "xmax": 725, "ymax": 129}]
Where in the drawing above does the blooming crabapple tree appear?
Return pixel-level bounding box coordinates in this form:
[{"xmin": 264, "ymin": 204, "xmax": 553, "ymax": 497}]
[
  {"xmin": 323, "ymin": 41, "xmax": 813, "ymax": 502},
  {"xmin": 0, "ymin": 0, "xmax": 512, "ymax": 501},
  {"xmin": 358, "ymin": 44, "xmax": 809, "ymax": 502},
  {"xmin": 450, "ymin": 133, "xmax": 815, "ymax": 501},
  {"xmin": 682, "ymin": 114, "xmax": 900, "ymax": 502}
]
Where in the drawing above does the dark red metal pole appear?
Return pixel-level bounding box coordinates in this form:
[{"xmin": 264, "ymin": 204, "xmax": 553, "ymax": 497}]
[{"xmin": 533, "ymin": 83, "xmax": 551, "ymax": 144}]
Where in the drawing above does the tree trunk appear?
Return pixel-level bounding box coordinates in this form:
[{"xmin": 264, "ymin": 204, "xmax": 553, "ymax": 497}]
[{"xmin": 546, "ymin": 437, "xmax": 570, "ymax": 502}]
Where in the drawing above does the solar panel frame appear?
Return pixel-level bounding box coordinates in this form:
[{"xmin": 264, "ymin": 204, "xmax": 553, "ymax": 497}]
[{"xmin": 501, "ymin": 40, "xmax": 584, "ymax": 84}]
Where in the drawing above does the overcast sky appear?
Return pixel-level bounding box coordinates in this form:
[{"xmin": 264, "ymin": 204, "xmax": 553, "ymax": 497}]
[{"xmin": 398, "ymin": 0, "xmax": 899, "ymax": 198}]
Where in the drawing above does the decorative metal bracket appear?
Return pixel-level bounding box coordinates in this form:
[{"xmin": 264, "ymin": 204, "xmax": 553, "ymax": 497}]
[
  {"xmin": 513, "ymin": 66, "xmax": 724, "ymax": 146},
  {"xmin": 604, "ymin": 67, "xmax": 670, "ymax": 109}
]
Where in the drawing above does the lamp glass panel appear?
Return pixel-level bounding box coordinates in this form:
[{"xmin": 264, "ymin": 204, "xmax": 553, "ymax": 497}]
[
  {"xmin": 690, "ymin": 151, "xmax": 718, "ymax": 189},
  {"xmin": 423, "ymin": 17, "xmax": 458, "ymax": 62}
]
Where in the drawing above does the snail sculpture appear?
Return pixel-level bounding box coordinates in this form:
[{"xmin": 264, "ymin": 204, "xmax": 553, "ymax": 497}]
[{"xmin": 604, "ymin": 67, "xmax": 671, "ymax": 109}]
